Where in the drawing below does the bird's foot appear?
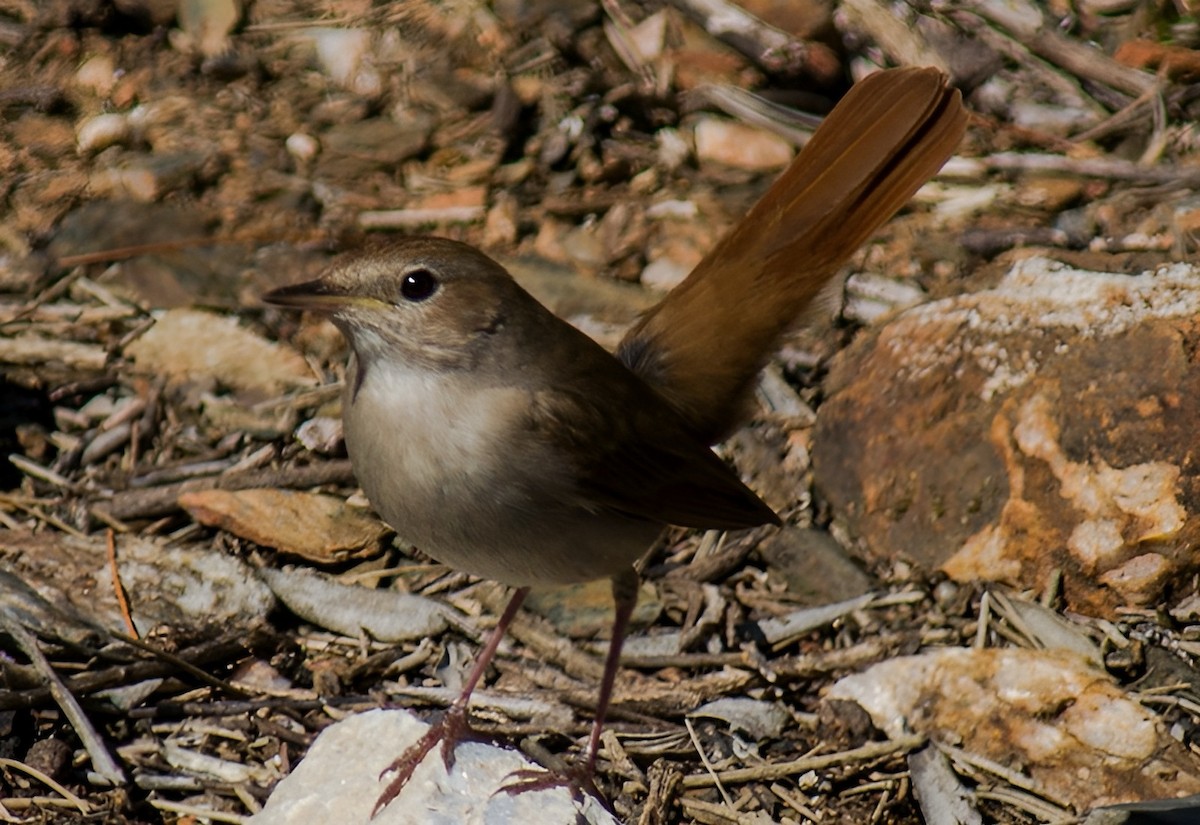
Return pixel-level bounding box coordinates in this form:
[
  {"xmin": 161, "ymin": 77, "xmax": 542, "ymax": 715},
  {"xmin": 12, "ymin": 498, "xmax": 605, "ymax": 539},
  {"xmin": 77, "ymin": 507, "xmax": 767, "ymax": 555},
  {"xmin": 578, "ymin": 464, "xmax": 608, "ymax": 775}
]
[
  {"xmin": 372, "ymin": 705, "xmax": 479, "ymax": 816},
  {"xmin": 499, "ymin": 761, "xmax": 606, "ymax": 808}
]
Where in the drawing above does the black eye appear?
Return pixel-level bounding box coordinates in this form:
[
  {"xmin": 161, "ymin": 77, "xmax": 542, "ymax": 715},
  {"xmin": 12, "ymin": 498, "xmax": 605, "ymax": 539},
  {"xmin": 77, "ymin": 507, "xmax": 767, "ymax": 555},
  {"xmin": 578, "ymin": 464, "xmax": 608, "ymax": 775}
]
[{"xmin": 399, "ymin": 269, "xmax": 438, "ymax": 302}]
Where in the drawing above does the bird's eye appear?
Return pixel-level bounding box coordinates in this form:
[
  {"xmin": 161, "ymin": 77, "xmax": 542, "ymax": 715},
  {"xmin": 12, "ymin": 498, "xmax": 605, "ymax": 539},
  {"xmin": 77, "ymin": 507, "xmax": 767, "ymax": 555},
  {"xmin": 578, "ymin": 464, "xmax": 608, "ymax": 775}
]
[{"xmin": 399, "ymin": 268, "xmax": 438, "ymax": 302}]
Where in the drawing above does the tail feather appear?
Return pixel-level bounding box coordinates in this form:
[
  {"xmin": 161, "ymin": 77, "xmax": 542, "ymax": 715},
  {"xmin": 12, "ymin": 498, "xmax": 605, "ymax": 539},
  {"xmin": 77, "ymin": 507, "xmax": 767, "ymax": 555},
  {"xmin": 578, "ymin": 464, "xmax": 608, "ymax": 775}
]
[{"xmin": 618, "ymin": 67, "xmax": 967, "ymax": 443}]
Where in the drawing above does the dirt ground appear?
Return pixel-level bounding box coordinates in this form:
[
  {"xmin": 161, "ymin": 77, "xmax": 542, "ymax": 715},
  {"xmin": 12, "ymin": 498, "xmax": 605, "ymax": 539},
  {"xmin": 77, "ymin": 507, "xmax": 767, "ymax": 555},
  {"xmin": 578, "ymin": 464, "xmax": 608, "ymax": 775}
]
[{"xmin": 4, "ymin": 0, "xmax": 1200, "ymax": 823}]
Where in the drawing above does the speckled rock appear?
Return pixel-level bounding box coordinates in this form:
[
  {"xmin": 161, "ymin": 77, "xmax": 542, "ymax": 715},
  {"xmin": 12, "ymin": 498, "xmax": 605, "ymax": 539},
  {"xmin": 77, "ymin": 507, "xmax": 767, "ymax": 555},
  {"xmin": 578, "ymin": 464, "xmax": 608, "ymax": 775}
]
[
  {"xmin": 251, "ymin": 709, "xmax": 618, "ymax": 825},
  {"xmin": 813, "ymin": 257, "xmax": 1200, "ymax": 614},
  {"xmin": 829, "ymin": 647, "xmax": 1200, "ymax": 809}
]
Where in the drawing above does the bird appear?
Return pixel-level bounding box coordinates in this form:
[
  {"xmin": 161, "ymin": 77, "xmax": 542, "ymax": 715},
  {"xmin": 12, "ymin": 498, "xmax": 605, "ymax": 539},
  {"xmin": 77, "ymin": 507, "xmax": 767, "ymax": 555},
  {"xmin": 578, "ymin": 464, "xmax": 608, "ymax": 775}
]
[{"xmin": 263, "ymin": 66, "xmax": 967, "ymax": 814}]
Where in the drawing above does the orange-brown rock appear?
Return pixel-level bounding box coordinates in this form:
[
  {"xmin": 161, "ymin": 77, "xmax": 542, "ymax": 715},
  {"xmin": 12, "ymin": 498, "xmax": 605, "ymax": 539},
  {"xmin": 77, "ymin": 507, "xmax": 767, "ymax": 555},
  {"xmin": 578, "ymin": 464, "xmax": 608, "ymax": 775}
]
[{"xmin": 813, "ymin": 257, "xmax": 1200, "ymax": 615}]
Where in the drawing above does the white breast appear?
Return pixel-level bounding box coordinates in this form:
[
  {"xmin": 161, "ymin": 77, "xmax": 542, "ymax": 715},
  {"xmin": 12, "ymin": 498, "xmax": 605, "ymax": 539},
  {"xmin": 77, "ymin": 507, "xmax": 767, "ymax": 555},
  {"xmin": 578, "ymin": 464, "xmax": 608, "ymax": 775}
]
[
  {"xmin": 350, "ymin": 359, "xmax": 514, "ymax": 483},
  {"xmin": 342, "ymin": 356, "xmax": 659, "ymax": 586}
]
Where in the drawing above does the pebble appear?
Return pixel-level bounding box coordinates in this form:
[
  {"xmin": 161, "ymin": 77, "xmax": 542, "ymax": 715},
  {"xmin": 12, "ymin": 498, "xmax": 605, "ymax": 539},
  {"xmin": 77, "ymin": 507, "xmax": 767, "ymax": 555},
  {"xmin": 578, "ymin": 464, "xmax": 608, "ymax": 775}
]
[
  {"xmin": 251, "ymin": 709, "xmax": 618, "ymax": 825},
  {"xmin": 285, "ymin": 132, "xmax": 320, "ymax": 163},
  {"xmin": 692, "ymin": 117, "xmax": 794, "ymax": 170},
  {"xmin": 76, "ymin": 113, "xmax": 131, "ymax": 154},
  {"xmin": 74, "ymin": 54, "xmax": 118, "ymax": 97}
]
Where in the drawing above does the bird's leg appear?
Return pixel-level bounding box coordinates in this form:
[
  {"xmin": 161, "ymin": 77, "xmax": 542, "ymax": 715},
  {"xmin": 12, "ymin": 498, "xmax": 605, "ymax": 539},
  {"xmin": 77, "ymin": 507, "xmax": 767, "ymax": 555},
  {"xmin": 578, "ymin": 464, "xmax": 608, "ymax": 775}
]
[
  {"xmin": 373, "ymin": 586, "xmax": 530, "ymax": 816},
  {"xmin": 581, "ymin": 567, "xmax": 638, "ymax": 780},
  {"xmin": 501, "ymin": 567, "xmax": 638, "ymax": 800}
]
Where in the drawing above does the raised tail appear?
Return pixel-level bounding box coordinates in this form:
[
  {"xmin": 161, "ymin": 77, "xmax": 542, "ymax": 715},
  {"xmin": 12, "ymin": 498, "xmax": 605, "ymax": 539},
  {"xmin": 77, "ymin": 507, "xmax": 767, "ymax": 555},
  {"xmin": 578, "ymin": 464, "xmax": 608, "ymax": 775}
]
[{"xmin": 617, "ymin": 67, "xmax": 967, "ymax": 443}]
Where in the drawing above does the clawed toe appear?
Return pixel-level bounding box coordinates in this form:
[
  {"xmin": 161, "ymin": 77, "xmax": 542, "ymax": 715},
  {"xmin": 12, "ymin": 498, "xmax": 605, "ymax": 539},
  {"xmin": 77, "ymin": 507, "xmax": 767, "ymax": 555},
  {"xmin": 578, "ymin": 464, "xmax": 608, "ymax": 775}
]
[
  {"xmin": 372, "ymin": 708, "xmax": 477, "ymax": 816},
  {"xmin": 370, "ymin": 589, "xmax": 535, "ymax": 817},
  {"xmin": 498, "ymin": 763, "xmax": 604, "ymax": 806}
]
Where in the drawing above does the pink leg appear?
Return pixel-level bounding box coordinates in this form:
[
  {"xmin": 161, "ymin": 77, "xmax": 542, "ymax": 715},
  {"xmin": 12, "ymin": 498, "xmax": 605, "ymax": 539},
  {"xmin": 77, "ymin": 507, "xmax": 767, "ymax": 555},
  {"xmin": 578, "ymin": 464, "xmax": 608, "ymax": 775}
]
[
  {"xmin": 581, "ymin": 568, "xmax": 638, "ymax": 778},
  {"xmin": 373, "ymin": 586, "xmax": 530, "ymax": 816},
  {"xmin": 502, "ymin": 568, "xmax": 638, "ymax": 800}
]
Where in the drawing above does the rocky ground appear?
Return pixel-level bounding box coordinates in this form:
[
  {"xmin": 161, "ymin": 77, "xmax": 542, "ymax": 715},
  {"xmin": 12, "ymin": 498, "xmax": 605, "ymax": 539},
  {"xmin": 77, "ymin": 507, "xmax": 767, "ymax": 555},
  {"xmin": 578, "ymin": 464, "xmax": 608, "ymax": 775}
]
[{"xmin": 3, "ymin": 0, "xmax": 1200, "ymax": 823}]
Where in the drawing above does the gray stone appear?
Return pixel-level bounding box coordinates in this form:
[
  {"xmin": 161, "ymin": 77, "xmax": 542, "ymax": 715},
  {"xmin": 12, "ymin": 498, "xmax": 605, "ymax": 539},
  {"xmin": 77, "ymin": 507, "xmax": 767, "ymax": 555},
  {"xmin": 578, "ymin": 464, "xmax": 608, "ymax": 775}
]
[{"xmin": 252, "ymin": 709, "xmax": 620, "ymax": 825}]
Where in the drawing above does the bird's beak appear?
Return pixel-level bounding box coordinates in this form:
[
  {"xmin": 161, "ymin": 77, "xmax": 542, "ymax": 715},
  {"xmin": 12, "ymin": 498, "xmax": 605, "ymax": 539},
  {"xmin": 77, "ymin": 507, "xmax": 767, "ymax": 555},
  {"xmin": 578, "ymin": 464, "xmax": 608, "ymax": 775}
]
[{"xmin": 262, "ymin": 279, "xmax": 378, "ymax": 312}]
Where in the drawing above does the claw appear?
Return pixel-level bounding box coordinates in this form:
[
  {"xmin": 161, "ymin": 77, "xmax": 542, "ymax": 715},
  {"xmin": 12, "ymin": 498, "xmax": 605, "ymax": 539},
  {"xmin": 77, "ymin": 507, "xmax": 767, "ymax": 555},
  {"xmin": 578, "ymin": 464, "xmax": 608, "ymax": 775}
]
[
  {"xmin": 372, "ymin": 706, "xmax": 476, "ymax": 816},
  {"xmin": 372, "ymin": 587, "xmax": 531, "ymax": 817},
  {"xmin": 498, "ymin": 763, "xmax": 609, "ymax": 812}
]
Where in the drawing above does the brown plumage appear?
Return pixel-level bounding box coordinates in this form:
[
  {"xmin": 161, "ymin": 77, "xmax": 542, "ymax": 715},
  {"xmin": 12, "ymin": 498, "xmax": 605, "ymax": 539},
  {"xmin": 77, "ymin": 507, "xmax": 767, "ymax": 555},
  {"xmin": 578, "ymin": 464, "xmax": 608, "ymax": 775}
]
[
  {"xmin": 619, "ymin": 67, "xmax": 967, "ymax": 443},
  {"xmin": 264, "ymin": 66, "xmax": 967, "ymax": 813}
]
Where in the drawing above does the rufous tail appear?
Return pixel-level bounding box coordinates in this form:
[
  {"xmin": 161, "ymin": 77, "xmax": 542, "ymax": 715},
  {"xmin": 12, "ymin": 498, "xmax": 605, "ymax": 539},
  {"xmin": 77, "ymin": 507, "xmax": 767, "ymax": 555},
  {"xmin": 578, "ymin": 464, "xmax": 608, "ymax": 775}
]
[{"xmin": 618, "ymin": 67, "xmax": 967, "ymax": 443}]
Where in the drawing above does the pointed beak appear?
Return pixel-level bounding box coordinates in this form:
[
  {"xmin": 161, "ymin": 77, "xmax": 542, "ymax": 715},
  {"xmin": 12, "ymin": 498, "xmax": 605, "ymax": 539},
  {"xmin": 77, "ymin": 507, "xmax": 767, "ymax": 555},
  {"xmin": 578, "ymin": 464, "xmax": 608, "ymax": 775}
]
[{"xmin": 262, "ymin": 279, "xmax": 376, "ymax": 312}]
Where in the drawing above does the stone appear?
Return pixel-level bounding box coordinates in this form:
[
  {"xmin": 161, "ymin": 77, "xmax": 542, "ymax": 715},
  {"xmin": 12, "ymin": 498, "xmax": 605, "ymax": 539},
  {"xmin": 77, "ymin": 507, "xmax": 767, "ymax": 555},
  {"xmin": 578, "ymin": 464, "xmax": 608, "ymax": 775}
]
[
  {"xmin": 0, "ymin": 532, "xmax": 275, "ymax": 637},
  {"xmin": 693, "ymin": 117, "xmax": 794, "ymax": 171},
  {"xmin": 758, "ymin": 526, "xmax": 875, "ymax": 603},
  {"xmin": 525, "ymin": 578, "xmax": 662, "ymax": 637},
  {"xmin": 813, "ymin": 257, "xmax": 1200, "ymax": 615},
  {"xmin": 316, "ymin": 116, "xmax": 432, "ymax": 180},
  {"xmin": 251, "ymin": 709, "xmax": 619, "ymax": 825},
  {"xmin": 76, "ymin": 113, "xmax": 132, "ymax": 153},
  {"xmin": 126, "ymin": 308, "xmax": 317, "ymax": 397},
  {"xmin": 829, "ymin": 648, "xmax": 1200, "ymax": 810}
]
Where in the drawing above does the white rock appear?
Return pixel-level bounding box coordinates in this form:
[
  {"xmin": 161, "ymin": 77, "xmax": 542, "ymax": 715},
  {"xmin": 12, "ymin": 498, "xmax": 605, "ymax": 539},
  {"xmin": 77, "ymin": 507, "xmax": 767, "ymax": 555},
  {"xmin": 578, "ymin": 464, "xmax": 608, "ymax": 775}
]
[
  {"xmin": 77, "ymin": 113, "xmax": 131, "ymax": 153},
  {"xmin": 305, "ymin": 27, "xmax": 382, "ymax": 97},
  {"xmin": 693, "ymin": 118, "xmax": 793, "ymax": 171},
  {"xmin": 251, "ymin": 709, "xmax": 620, "ymax": 825},
  {"xmin": 286, "ymin": 132, "xmax": 320, "ymax": 162},
  {"xmin": 640, "ymin": 254, "xmax": 691, "ymax": 292},
  {"xmin": 75, "ymin": 54, "xmax": 118, "ymax": 96},
  {"xmin": 655, "ymin": 127, "xmax": 690, "ymax": 171},
  {"xmin": 827, "ymin": 647, "xmax": 1200, "ymax": 809}
]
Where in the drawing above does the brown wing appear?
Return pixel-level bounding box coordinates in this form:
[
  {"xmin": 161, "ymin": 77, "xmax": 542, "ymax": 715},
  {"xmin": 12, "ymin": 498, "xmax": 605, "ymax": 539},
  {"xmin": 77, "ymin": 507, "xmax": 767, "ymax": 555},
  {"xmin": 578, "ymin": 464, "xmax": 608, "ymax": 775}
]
[{"xmin": 530, "ymin": 381, "xmax": 779, "ymax": 531}]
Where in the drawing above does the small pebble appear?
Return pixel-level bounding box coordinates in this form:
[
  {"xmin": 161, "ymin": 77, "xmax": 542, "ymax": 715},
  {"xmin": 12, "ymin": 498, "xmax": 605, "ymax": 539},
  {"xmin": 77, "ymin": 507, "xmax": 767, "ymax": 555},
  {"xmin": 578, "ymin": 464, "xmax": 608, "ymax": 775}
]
[
  {"xmin": 77, "ymin": 113, "xmax": 131, "ymax": 153},
  {"xmin": 295, "ymin": 416, "xmax": 342, "ymax": 454},
  {"xmin": 641, "ymin": 254, "xmax": 691, "ymax": 291},
  {"xmin": 655, "ymin": 127, "xmax": 690, "ymax": 171},
  {"xmin": 285, "ymin": 132, "xmax": 320, "ymax": 163},
  {"xmin": 75, "ymin": 54, "xmax": 118, "ymax": 97},
  {"xmin": 933, "ymin": 579, "xmax": 959, "ymax": 607},
  {"xmin": 646, "ymin": 198, "xmax": 698, "ymax": 220},
  {"xmin": 693, "ymin": 118, "xmax": 793, "ymax": 171}
]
